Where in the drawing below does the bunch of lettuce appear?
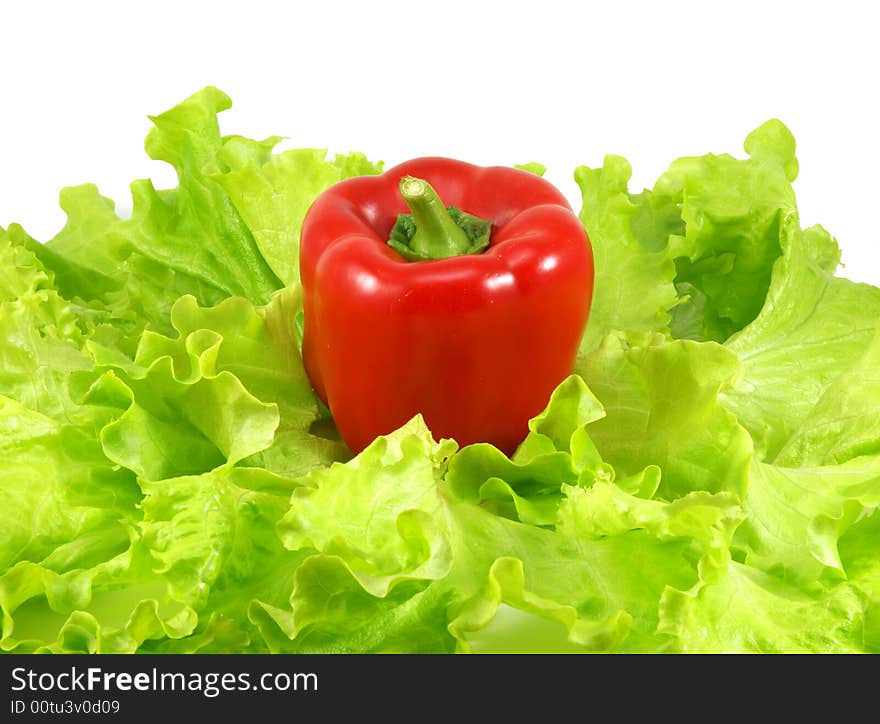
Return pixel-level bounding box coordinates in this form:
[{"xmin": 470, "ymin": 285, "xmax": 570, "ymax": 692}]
[{"xmin": 2, "ymin": 87, "xmax": 879, "ymax": 653}]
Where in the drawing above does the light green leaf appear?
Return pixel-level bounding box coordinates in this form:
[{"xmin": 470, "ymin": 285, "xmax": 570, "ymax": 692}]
[
  {"xmin": 735, "ymin": 455, "xmax": 880, "ymax": 585},
  {"xmin": 579, "ymin": 333, "xmax": 753, "ymax": 500},
  {"xmin": 662, "ymin": 119, "xmax": 799, "ymax": 342},
  {"xmin": 660, "ymin": 562, "xmax": 863, "ymax": 653},
  {"xmin": 575, "ymin": 156, "xmax": 678, "ymax": 354},
  {"xmin": 216, "ymin": 146, "xmax": 382, "ymax": 285},
  {"xmin": 722, "ymin": 220, "xmax": 880, "ymax": 462}
]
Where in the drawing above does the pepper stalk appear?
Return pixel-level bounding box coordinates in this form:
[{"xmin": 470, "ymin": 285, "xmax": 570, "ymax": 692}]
[{"xmin": 388, "ymin": 176, "xmax": 492, "ymax": 262}]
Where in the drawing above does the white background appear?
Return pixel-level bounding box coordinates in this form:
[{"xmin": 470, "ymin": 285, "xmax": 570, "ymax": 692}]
[{"xmin": 1, "ymin": 0, "xmax": 877, "ymax": 284}]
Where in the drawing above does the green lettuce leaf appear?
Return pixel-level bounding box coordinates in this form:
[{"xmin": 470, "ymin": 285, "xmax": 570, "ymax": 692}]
[
  {"xmin": 0, "ymin": 397, "xmax": 138, "ymax": 579},
  {"xmin": 837, "ymin": 510, "xmax": 880, "ymax": 651},
  {"xmin": 136, "ymin": 466, "xmax": 311, "ymax": 653},
  {"xmin": 734, "ymin": 455, "xmax": 880, "ymax": 585},
  {"xmin": 578, "ymin": 333, "xmax": 753, "ymax": 500},
  {"xmin": 446, "ymin": 376, "xmax": 611, "ymax": 526},
  {"xmin": 575, "ymin": 119, "xmax": 802, "ymax": 352},
  {"xmin": 775, "ymin": 323, "xmax": 880, "ymax": 466},
  {"xmin": 37, "ymin": 89, "xmax": 280, "ymax": 337},
  {"xmin": 215, "ymin": 141, "xmax": 382, "ymax": 285},
  {"xmin": 0, "ymin": 394, "xmax": 195, "ymax": 653},
  {"xmin": 722, "ymin": 220, "xmax": 880, "ymax": 463},
  {"xmin": 264, "ymin": 390, "xmax": 744, "ymax": 654},
  {"xmin": 575, "ymin": 156, "xmax": 678, "ymax": 354},
  {"xmin": 0, "ymin": 229, "xmax": 97, "ymax": 426},
  {"xmin": 24, "ymin": 88, "xmax": 380, "ymax": 340},
  {"xmin": 661, "ymin": 120, "xmax": 798, "ymax": 342},
  {"xmin": 659, "ymin": 562, "xmax": 864, "ymax": 653}
]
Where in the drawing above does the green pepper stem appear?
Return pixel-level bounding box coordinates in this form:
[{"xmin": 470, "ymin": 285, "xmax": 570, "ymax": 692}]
[{"xmin": 399, "ymin": 176, "xmax": 473, "ymax": 259}]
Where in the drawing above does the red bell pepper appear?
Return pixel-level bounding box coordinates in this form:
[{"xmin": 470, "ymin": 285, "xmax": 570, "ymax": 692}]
[{"xmin": 300, "ymin": 157, "xmax": 594, "ymax": 454}]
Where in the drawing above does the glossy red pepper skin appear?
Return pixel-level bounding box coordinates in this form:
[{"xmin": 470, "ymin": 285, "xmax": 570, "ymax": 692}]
[{"xmin": 300, "ymin": 157, "xmax": 594, "ymax": 454}]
